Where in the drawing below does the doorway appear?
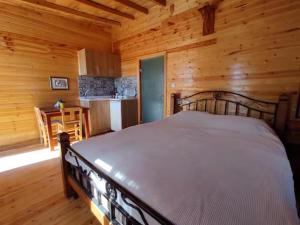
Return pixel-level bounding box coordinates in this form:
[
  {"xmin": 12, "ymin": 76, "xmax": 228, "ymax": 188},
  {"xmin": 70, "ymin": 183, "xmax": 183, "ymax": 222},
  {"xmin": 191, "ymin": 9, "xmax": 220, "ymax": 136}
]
[{"xmin": 140, "ymin": 55, "xmax": 165, "ymax": 123}]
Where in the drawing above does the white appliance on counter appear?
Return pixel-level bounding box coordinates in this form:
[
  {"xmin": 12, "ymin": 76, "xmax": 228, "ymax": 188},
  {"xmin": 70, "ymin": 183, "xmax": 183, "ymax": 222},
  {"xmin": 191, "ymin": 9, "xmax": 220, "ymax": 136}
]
[
  {"xmin": 110, "ymin": 100, "xmax": 122, "ymax": 131},
  {"xmin": 110, "ymin": 99, "xmax": 138, "ymax": 131}
]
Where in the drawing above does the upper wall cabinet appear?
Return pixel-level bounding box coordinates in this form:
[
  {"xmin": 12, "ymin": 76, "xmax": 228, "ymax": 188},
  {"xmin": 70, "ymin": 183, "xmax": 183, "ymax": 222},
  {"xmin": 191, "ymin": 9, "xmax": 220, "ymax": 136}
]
[{"xmin": 78, "ymin": 49, "xmax": 121, "ymax": 77}]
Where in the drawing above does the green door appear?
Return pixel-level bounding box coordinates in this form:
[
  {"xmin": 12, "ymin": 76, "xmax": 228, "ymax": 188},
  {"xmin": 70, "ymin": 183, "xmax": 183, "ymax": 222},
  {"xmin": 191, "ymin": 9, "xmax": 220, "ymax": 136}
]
[{"xmin": 141, "ymin": 56, "xmax": 164, "ymax": 123}]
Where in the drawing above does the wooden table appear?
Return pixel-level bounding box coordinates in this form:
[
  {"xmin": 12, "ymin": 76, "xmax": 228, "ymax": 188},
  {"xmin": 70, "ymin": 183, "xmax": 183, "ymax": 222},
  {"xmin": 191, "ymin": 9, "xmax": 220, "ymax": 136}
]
[{"xmin": 40, "ymin": 106, "xmax": 90, "ymax": 150}]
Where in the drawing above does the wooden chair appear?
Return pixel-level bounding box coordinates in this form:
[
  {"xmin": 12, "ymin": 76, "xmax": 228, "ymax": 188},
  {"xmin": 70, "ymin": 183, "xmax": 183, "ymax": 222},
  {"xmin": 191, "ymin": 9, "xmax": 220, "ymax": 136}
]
[
  {"xmin": 34, "ymin": 107, "xmax": 58, "ymax": 146},
  {"xmin": 34, "ymin": 107, "xmax": 48, "ymax": 146},
  {"xmin": 58, "ymin": 107, "xmax": 83, "ymax": 141}
]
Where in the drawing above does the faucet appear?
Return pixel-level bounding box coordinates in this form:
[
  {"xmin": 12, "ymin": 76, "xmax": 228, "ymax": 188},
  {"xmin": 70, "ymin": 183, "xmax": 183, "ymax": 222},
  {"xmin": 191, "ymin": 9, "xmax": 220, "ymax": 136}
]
[{"xmin": 84, "ymin": 89, "xmax": 91, "ymax": 97}]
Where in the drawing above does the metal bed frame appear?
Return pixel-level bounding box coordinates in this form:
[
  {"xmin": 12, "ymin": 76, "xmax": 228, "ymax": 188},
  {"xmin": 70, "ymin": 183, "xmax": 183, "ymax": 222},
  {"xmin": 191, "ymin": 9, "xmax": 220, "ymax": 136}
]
[{"xmin": 59, "ymin": 90, "xmax": 290, "ymax": 225}]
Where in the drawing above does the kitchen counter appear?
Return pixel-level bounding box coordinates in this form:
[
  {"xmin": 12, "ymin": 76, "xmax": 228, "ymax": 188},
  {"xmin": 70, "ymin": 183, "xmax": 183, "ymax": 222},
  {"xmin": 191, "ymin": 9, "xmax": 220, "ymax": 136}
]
[
  {"xmin": 80, "ymin": 96, "xmax": 138, "ymax": 135},
  {"xmin": 79, "ymin": 96, "xmax": 137, "ymax": 101}
]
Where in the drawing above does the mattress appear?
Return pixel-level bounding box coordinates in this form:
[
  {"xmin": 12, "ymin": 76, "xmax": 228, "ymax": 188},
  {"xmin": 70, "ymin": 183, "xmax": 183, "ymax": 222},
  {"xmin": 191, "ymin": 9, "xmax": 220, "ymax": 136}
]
[{"xmin": 66, "ymin": 111, "xmax": 299, "ymax": 225}]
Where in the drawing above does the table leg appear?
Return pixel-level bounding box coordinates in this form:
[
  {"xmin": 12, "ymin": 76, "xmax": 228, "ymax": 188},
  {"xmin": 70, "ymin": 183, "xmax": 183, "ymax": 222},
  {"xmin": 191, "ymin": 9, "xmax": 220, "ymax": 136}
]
[
  {"xmin": 83, "ymin": 111, "xmax": 90, "ymax": 139},
  {"xmin": 46, "ymin": 114, "xmax": 55, "ymax": 151}
]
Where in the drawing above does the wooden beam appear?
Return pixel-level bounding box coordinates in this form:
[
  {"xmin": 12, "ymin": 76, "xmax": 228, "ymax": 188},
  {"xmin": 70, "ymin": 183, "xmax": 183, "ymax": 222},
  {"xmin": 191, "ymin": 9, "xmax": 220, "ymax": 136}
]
[
  {"xmin": 211, "ymin": 0, "xmax": 223, "ymax": 7},
  {"xmin": 150, "ymin": 0, "xmax": 166, "ymax": 6},
  {"xmin": 199, "ymin": 4, "xmax": 216, "ymax": 35},
  {"xmin": 75, "ymin": 0, "xmax": 135, "ymax": 20},
  {"xmin": 113, "ymin": 0, "xmax": 148, "ymax": 14},
  {"xmin": 20, "ymin": 0, "xmax": 121, "ymax": 26},
  {"xmin": 167, "ymin": 38, "xmax": 217, "ymax": 53}
]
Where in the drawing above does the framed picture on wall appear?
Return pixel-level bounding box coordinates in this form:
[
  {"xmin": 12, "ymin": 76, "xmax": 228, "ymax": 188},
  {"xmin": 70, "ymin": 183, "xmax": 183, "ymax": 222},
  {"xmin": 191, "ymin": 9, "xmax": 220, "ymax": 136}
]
[{"xmin": 50, "ymin": 77, "xmax": 69, "ymax": 90}]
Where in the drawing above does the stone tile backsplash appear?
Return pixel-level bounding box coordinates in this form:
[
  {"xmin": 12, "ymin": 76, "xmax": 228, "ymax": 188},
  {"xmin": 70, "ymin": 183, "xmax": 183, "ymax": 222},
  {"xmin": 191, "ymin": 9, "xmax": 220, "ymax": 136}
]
[
  {"xmin": 78, "ymin": 76, "xmax": 114, "ymax": 97},
  {"xmin": 114, "ymin": 77, "xmax": 137, "ymax": 97},
  {"xmin": 78, "ymin": 76, "xmax": 137, "ymax": 97}
]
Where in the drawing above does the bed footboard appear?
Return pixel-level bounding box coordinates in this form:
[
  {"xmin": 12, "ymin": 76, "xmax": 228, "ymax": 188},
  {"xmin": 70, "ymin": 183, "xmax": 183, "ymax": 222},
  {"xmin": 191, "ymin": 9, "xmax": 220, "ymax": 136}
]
[{"xmin": 58, "ymin": 132, "xmax": 173, "ymax": 225}]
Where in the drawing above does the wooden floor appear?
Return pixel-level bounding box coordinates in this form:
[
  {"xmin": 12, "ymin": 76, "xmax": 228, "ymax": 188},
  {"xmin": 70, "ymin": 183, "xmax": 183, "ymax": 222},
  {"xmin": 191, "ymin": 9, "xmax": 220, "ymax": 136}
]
[
  {"xmin": 0, "ymin": 144, "xmax": 100, "ymax": 225},
  {"xmin": 1, "ymin": 143, "xmax": 298, "ymax": 224}
]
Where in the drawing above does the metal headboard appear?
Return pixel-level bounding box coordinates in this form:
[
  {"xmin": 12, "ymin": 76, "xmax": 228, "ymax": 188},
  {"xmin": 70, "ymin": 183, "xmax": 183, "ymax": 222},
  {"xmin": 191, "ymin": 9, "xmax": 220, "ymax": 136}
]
[{"xmin": 170, "ymin": 90, "xmax": 289, "ymax": 139}]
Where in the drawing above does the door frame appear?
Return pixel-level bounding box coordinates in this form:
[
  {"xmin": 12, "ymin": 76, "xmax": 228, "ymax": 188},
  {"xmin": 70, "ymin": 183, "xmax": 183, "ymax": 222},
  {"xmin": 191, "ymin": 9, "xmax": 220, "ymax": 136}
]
[{"xmin": 137, "ymin": 52, "xmax": 167, "ymax": 124}]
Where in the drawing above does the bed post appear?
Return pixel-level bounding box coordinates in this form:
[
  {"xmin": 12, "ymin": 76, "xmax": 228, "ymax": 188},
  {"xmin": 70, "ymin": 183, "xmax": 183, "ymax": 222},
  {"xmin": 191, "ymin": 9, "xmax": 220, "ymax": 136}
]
[
  {"xmin": 58, "ymin": 132, "xmax": 77, "ymax": 199},
  {"xmin": 170, "ymin": 94, "xmax": 176, "ymax": 115},
  {"xmin": 275, "ymin": 94, "xmax": 290, "ymax": 140}
]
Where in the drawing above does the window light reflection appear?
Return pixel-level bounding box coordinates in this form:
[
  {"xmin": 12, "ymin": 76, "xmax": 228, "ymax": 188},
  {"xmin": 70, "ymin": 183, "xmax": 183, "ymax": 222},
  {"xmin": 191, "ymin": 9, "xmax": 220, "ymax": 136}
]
[
  {"xmin": 114, "ymin": 171, "xmax": 126, "ymax": 182},
  {"xmin": 95, "ymin": 159, "xmax": 113, "ymax": 173},
  {"xmin": 0, "ymin": 148, "xmax": 60, "ymax": 173}
]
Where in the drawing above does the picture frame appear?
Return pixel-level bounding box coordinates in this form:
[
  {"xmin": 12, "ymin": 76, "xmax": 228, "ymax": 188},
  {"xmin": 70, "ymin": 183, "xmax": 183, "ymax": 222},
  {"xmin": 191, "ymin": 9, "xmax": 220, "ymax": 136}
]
[{"xmin": 50, "ymin": 77, "xmax": 69, "ymax": 90}]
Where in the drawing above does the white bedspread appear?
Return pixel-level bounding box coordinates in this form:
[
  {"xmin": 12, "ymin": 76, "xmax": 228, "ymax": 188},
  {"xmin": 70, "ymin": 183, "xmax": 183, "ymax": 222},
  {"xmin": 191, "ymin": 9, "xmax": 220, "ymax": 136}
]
[{"xmin": 69, "ymin": 111, "xmax": 299, "ymax": 225}]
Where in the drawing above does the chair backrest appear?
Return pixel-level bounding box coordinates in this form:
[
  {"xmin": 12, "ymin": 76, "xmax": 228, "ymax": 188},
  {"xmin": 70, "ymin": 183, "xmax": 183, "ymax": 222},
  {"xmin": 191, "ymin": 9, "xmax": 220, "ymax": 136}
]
[
  {"xmin": 34, "ymin": 107, "xmax": 46, "ymax": 138},
  {"xmin": 60, "ymin": 107, "xmax": 83, "ymax": 128}
]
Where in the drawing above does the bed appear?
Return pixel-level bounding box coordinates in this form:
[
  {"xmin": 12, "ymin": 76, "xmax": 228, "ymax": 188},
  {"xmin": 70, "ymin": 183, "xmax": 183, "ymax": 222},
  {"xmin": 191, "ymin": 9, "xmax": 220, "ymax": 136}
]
[{"xmin": 58, "ymin": 90, "xmax": 298, "ymax": 225}]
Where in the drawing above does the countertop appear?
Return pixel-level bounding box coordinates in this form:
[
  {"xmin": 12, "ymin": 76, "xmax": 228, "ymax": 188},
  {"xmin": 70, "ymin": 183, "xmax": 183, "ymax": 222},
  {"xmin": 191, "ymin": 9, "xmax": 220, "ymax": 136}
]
[{"xmin": 79, "ymin": 96, "xmax": 137, "ymax": 101}]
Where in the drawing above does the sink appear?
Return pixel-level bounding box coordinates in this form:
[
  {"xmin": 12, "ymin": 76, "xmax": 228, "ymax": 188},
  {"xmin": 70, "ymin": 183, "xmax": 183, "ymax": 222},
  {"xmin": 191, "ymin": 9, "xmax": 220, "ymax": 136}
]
[
  {"xmin": 114, "ymin": 96, "xmax": 136, "ymax": 100},
  {"xmin": 79, "ymin": 96, "xmax": 136, "ymax": 101},
  {"xmin": 79, "ymin": 96, "xmax": 113, "ymax": 100}
]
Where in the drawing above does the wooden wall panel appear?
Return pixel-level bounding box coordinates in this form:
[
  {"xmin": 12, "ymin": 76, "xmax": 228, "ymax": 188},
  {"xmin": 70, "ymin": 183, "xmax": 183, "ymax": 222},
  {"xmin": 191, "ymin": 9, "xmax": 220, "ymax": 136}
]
[
  {"xmin": 112, "ymin": 0, "xmax": 206, "ymax": 40},
  {"xmin": 0, "ymin": 2, "xmax": 112, "ymax": 149},
  {"xmin": 113, "ymin": 0, "xmax": 300, "ymax": 117},
  {"xmin": 0, "ymin": 1, "xmax": 112, "ymax": 51},
  {"xmin": 121, "ymin": 59, "xmax": 137, "ymax": 76}
]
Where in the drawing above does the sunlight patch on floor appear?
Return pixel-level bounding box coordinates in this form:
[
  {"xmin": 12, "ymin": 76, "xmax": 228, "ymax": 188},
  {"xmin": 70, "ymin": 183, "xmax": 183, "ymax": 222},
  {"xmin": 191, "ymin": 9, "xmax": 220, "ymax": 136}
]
[{"xmin": 0, "ymin": 148, "xmax": 60, "ymax": 173}]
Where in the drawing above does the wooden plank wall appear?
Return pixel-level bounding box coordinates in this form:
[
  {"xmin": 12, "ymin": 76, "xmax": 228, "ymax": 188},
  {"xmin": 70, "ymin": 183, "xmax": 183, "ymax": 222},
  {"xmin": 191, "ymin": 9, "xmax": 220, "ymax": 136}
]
[
  {"xmin": 0, "ymin": 2, "xmax": 112, "ymax": 149},
  {"xmin": 113, "ymin": 0, "xmax": 300, "ymax": 116}
]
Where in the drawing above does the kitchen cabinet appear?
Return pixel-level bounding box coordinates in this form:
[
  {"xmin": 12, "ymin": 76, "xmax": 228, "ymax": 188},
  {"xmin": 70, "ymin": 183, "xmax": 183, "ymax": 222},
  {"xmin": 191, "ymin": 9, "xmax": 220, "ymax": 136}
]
[
  {"xmin": 110, "ymin": 99, "xmax": 138, "ymax": 131},
  {"xmin": 78, "ymin": 48, "xmax": 121, "ymax": 77},
  {"xmin": 80, "ymin": 100, "xmax": 111, "ymax": 136}
]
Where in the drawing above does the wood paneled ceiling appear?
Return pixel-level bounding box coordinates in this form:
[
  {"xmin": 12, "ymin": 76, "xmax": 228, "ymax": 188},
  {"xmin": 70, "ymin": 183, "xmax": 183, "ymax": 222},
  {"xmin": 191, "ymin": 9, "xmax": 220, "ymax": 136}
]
[{"xmin": 6, "ymin": 0, "xmax": 169, "ymax": 27}]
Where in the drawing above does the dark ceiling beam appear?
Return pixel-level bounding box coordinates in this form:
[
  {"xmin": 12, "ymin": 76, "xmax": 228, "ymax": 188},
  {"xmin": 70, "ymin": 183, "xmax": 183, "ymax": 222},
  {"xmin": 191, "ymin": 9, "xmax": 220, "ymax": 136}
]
[
  {"xmin": 113, "ymin": 0, "xmax": 148, "ymax": 14},
  {"xmin": 75, "ymin": 0, "xmax": 135, "ymax": 20},
  {"xmin": 211, "ymin": 0, "xmax": 223, "ymax": 7},
  {"xmin": 21, "ymin": 0, "xmax": 121, "ymax": 26},
  {"xmin": 199, "ymin": 1, "xmax": 223, "ymax": 36},
  {"xmin": 199, "ymin": 4, "xmax": 216, "ymax": 35},
  {"xmin": 150, "ymin": 0, "xmax": 166, "ymax": 6}
]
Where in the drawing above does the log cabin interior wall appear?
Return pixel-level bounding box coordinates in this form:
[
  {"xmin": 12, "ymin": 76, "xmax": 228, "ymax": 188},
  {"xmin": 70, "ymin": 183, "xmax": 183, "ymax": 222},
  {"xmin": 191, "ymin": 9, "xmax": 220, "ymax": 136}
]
[
  {"xmin": 112, "ymin": 0, "xmax": 300, "ymax": 117},
  {"xmin": 0, "ymin": 1, "xmax": 112, "ymax": 149},
  {"xmin": 0, "ymin": 0, "xmax": 299, "ymax": 149}
]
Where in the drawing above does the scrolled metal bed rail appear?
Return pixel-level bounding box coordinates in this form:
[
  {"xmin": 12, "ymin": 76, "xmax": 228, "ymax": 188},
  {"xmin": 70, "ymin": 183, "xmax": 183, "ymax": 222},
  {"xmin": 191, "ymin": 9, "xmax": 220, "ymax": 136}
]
[{"xmin": 58, "ymin": 132, "xmax": 173, "ymax": 225}]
